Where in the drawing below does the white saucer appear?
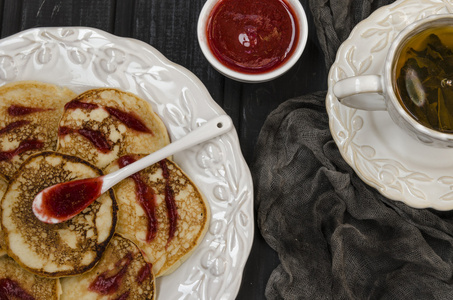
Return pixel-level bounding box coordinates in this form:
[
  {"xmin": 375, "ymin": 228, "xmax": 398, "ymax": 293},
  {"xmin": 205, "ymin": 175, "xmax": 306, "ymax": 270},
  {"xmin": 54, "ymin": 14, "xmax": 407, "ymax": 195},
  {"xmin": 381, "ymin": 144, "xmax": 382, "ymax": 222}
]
[{"xmin": 327, "ymin": 0, "xmax": 453, "ymax": 210}]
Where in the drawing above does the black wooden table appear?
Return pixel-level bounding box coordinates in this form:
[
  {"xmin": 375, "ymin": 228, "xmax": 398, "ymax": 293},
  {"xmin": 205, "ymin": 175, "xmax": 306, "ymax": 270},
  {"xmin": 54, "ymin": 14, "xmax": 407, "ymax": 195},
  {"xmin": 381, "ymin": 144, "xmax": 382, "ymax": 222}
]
[{"xmin": 1, "ymin": 0, "xmax": 327, "ymax": 298}]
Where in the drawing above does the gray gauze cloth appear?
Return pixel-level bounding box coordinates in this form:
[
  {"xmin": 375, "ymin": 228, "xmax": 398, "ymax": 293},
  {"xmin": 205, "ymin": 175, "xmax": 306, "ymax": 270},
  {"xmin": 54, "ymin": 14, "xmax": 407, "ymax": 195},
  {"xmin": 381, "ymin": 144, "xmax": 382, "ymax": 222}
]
[{"xmin": 253, "ymin": 0, "xmax": 453, "ymax": 299}]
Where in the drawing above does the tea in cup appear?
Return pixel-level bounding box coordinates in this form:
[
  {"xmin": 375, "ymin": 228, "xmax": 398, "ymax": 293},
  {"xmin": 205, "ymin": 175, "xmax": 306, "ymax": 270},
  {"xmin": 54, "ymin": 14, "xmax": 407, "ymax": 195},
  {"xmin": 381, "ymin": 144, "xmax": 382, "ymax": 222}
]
[{"xmin": 334, "ymin": 14, "xmax": 453, "ymax": 148}]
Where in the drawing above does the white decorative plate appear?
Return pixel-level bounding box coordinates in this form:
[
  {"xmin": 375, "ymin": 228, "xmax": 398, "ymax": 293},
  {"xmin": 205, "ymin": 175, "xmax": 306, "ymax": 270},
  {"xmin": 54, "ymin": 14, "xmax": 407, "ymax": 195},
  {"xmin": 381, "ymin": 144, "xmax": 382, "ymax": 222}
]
[
  {"xmin": 0, "ymin": 27, "xmax": 253, "ymax": 299},
  {"xmin": 327, "ymin": 0, "xmax": 453, "ymax": 210}
]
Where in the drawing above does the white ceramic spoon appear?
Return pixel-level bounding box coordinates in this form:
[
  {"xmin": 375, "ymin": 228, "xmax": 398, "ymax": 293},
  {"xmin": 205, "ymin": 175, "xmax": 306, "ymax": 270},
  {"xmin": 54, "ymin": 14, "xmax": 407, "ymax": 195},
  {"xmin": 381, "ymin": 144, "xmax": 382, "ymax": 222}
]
[{"xmin": 32, "ymin": 115, "xmax": 233, "ymax": 224}]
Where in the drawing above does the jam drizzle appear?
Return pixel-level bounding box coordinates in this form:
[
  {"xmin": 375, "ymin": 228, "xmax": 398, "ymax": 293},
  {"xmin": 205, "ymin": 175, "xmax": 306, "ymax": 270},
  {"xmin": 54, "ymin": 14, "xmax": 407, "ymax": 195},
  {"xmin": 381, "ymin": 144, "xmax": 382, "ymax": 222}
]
[
  {"xmin": 58, "ymin": 126, "xmax": 72, "ymax": 136},
  {"xmin": 118, "ymin": 155, "xmax": 158, "ymax": 242},
  {"xmin": 59, "ymin": 126, "xmax": 111, "ymax": 153},
  {"xmin": 78, "ymin": 128, "xmax": 111, "ymax": 153},
  {"xmin": 0, "ymin": 278, "xmax": 35, "ymax": 300},
  {"xmin": 0, "ymin": 120, "xmax": 31, "ymax": 135},
  {"xmin": 159, "ymin": 160, "xmax": 178, "ymax": 245},
  {"xmin": 137, "ymin": 264, "xmax": 152, "ymax": 284},
  {"xmin": 115, "ymin": 291, "xmax": 130, "ymax": 300},
  {"xmin": 0, "ymin": 139, "xmax": 44, "ymax": 162},
  {"xmin": 64, "ymin": 99, "xmax": 153, "ymax": 134},
  {"xmin": 7, "ymin": 105, "xmax": 50, "ymax": 116},
  {"xmin": 64, "ymin": 100, "xmax": 99, "ymax": 110},
  {"xmin": 105, "ymin": 107, "xmax": 153, "ymax": 134},
  {"xmin": 89, "ymin": 252, "xmax": 133, "ymax": 295}
]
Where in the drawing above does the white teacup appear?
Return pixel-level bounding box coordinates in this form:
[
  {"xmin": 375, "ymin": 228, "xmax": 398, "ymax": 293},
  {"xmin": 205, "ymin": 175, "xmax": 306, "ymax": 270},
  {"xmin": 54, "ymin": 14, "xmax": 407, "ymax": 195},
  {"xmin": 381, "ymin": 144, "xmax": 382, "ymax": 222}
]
[{"xmin": 334, "ymin": 14, "xmax": 453, "ymax": 148}]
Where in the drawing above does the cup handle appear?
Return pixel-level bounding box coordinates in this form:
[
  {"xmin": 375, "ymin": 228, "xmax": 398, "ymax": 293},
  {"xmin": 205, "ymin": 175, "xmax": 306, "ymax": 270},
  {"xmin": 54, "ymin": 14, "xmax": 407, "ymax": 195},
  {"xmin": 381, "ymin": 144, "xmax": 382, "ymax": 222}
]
[{"xmin": 333, "ymin": 75, "xmax": 387, "ymax": 111}]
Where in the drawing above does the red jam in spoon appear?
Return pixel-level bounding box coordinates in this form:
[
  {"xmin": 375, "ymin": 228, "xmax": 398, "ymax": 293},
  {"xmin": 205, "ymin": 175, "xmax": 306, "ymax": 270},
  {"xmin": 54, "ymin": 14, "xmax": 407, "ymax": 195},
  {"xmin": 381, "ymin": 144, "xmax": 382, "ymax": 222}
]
[{"xmin": 33, "ymin": 177, "xmax": 104, "ymax": 223}]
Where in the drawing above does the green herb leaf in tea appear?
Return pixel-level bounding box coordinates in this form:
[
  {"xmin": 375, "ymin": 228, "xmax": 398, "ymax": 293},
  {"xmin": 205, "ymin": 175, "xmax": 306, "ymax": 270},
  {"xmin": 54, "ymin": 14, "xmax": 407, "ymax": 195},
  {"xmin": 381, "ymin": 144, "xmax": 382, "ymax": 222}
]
[{"xmin": 396, "ymin": 29, "xmax": 453, "ymax": 133}]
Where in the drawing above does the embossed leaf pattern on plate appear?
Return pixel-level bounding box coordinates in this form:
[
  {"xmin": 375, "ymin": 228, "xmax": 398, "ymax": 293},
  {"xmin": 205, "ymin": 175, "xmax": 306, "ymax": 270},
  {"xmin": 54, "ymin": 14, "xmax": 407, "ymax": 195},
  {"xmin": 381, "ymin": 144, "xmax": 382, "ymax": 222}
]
[{"xmin": 0, "ymin": 27, "xmax": 253, "ymax": 299}]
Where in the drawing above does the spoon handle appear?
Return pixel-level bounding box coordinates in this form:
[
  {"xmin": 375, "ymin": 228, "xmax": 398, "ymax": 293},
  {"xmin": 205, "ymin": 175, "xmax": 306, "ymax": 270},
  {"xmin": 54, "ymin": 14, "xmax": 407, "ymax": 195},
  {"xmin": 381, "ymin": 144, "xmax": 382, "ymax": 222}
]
[{"xmin": 101, "ymin": 115, "xmax": 233, "ymax": 193}]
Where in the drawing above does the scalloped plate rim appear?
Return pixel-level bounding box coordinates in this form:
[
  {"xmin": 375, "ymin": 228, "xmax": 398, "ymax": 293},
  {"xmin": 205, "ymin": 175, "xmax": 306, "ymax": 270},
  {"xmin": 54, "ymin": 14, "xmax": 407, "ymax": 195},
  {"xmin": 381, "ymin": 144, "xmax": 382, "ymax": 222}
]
[{"xmin": 0, "ymin": 26, "xmax": 254, "ymax": 299}]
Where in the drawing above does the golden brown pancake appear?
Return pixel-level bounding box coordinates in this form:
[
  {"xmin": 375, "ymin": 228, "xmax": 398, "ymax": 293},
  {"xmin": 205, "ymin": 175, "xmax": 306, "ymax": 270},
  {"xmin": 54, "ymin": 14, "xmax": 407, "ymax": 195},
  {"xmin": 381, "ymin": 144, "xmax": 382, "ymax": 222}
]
[
  {"xmin": 1, "ymin": 151, "xmax": 117, "ymax": 278},
  {"xmin": 104, "ymin": 156, "xmax": 210, "ymax": 277},
  {"xmin": 60, "ymin": 234, "xmax": 155, "ymax": 300},
  {"xmin": 0, "ymin": 81, "xmax": 76, "ymax": 180},
  {"xmin": 0, "ymin": 255, "xmax": 61, "ymax": 299},
  {"xmin": 57, "ymin": 88, "xmax": 170, "ymax": 169},
  {"xmin": 0, "ymin": 177, "xmax": 8, "ymax": 257}
]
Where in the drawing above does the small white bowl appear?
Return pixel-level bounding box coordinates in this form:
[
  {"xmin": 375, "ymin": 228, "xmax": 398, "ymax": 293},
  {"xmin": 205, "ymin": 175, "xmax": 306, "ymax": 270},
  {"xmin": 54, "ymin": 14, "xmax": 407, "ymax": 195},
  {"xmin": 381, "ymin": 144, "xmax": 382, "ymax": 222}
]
[{"xmin": 197, "ymin": 0, "xmax": 308, "ymax": 83}]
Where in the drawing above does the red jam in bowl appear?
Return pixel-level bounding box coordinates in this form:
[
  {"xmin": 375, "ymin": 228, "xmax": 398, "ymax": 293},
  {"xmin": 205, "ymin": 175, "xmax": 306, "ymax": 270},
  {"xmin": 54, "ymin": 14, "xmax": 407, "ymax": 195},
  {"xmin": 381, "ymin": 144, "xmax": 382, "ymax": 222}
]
[{"xmin": 206, "ymin": 0, "xmax": 299, "ymax": 74}]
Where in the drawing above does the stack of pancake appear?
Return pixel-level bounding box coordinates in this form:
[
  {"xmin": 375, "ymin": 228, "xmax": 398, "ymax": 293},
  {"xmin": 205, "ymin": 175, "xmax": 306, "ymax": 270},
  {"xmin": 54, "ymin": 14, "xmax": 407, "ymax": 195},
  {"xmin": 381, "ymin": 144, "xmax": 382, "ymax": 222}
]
[{"xmin": 0, "ymin": 81, "xmax": 210, "ymax": 299}]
